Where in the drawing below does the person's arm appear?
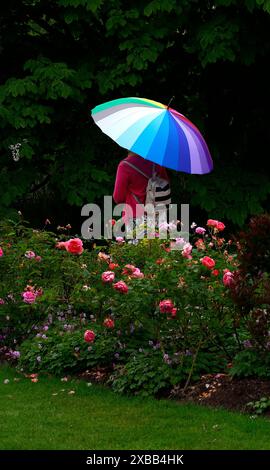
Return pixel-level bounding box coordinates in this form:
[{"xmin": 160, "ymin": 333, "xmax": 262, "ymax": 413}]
[{"xmin": 113, "ymin": 161, "xmax": 130, "ymax": 203}]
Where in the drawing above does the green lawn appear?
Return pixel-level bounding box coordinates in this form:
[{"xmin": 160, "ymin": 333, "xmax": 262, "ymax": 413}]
[{"xmin": 1, "ymin": 366, "xmax": 270, "ymax": 450}]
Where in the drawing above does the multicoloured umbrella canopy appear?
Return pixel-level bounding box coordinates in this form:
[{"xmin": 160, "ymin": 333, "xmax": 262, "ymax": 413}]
[{"xmin": 91, "ymin": 97, "xmax": 213, "ymax": 174}]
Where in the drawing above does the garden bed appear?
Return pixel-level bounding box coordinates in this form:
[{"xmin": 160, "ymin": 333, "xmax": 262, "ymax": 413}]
[
  {"xmin": 78, "ymin": 367, "xmax": 270, "ymax": 417},
  {"xmin": 172, "ymin": 374, "xmax": 270, "ymax": 416}
]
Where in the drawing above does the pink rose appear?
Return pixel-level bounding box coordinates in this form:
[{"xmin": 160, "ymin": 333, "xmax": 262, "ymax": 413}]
[
  {"xmin": 223, "ymin": 271, "xmax": 234, "ymax": 287},
  {"xmin": 175, "ymin": 237, "xmax": 185, "ymax": 245},
  {"xmin": 131, "ymin": 268, "xmax": 144, "ymax": 279},
  {"xmin": 35, "ymin": 256, "xmax": 42, "ymax": 262},
  {"xmin": 98, "ymin": 252, "xmax": 110, "ymax": 262},
  {"xmin": 22, "ymin": 291, "xmax": 37, "ymax": 304},
  {"xmin": 182, "ymin": 243, "xmax": 193, "ymax": 259},
  {"xmin": 35, "ymin": 288, "xmax": 43, "ymax": 297},
  {"xmin": 122, "ymin": 264, "xmax": 136, "ymax": 275},
  {"xmin": 102, "ymin": 271, "xmax": 115, "ymax": 283},
  {"xmin": 195, "ymin": 227, "xmax": 206, "ymax": 235},
  {"xmin": 113, "ymin": 281, "xmax": 129, "ymax": 294},
  {"xmin": 0, "ymin": 247, "xmax": 3, "ymax": 257},
  {"xmin": 116, "ymin": 237, "xmax": 124, "ymax": 243},
  {"xmin": 103, "ymin": 318, "xmax": 115, "ymax": 329},
  {"xmin": 56, "ymin": 241, "xmax": 69, "ymax": 250},
  {"xmin": 84, "ymin": 330, "xmax": 96, "ymax": 343},
  {"xmin": 66, "ymin": 238, "xmax": 83, "ymax": 255},
  {"xmin": 25, "ymin": 250, "xmax": 36, "ymax": 259},
  {"xmin": 159, "ymin": 299, "xmax": 174, "ymax": 314},
  {"xmin": 0, "ymin": 299, "xmax": 5, "ymax": 305},
  {"xmin": 207, "ymin": 219, "xmax": 218, "ymax": 227},
  {"xmin": 201, "ymin": 256, "xmax": 216, "ymax": 269}
]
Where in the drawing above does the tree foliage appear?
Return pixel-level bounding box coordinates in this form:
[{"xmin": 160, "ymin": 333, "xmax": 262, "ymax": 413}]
[{"xmin": 1, "ymin": 0, "xmax": 270, "ymax": 227}]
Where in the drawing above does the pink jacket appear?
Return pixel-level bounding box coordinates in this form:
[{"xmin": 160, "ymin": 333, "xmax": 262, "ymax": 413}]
[{"xmin": 113, "ymin": 154, "xmax": 169, "ymax": 221}]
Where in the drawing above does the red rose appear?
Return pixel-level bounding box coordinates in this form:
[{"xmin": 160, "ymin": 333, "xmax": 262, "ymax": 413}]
[
  {"xmin": 84, "ymin": 330, "xmax": 95, "ymax": 343},
  {"xmin": 201, "ymin": 256, "xmax": 216, "ymax": 269},
  {"xmin": 206, "ymin": 219, "xmax": 225, "ymax": 232},
  {"xmin": 211, "ymin": 269, "xmax": 219, "ymax": 276},
  {"xmin": 103, "ymin": 318, "xmax": 115, "ymax": 329},
  {"xmin": 216, "ymin": 221, "xmax": 225, "ymax": 232},
  {"xmin": 108, "ymin": 263, "xmax": 119, "ymax": 270}
]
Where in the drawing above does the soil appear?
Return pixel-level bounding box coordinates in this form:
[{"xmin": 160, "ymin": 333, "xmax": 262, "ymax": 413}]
[{"xmin": 170, "ymin": 373, "xmax": 270, "ymax": 416}]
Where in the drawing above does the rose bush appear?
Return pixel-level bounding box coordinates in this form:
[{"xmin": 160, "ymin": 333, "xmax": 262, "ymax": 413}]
[{"xmin": 0, "ymin": 215, "xmax": 263, "ymax": 395}]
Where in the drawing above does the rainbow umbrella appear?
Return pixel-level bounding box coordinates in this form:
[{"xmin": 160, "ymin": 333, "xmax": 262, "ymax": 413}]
[{"xmin": 91, "ymin": 97, "xmax": 213, "ymax": 174}]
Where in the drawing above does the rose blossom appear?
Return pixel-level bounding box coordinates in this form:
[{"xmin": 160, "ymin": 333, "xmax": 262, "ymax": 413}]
[
  {"xmin": 102, "ymin": 271, "xmax": 115, "ymax": 283},
  {"xmin": 103, "ymin": 318, "xmax": 115, "ymax": 329},
  {"xmin": 175, "ymin": 237, "xmax": 185, "ymax": 245},
  {"xmin": 0, "ymin": 247, "xmax": 3, "ymax": 257},
  {"xmin": 0, "ymin": 299, "xmax": 5, "ymax": 305},
  {"xmin": 211, "ymin": 269, "xmax": 219, "ymax": 276},
  {"xmin": 195, "ymin": 238, "xmax": 206, "ymax": 250},
  {"xmin": 98, "ymin": 252, "xmax": 110, "ymax": 262},
  {"xmin": 223, "ymin": 271, "xmax": 234, "ymax": 287},
  {"xmin": 195, "ymin": 227, "xmax": 206, "ymax": 235},
  {"xmin": 35, "ymin": 288, "xmax": 43, "ymax": 297},
  {"xmin": 206, "ymin": 219, "xmax": 225, "ymax": 232},
  {"xmin": 84, "ymin": 330, "xmax": 96, "ymax": 343},
  {"xmin": 25, "ymin": 250, "xmax": 36, "ymax": 259},
  {"xmin": 122, "ymin": 264, "xmax": 136, "ymax": 275},
  {"xmin": 216, "ymin": 221, "xmax": 225, "ymax": 231},
  {"xmin": 108, "ymin": 263, "xmax": 119, "ymax": 270},
  {"xmin": 55, "ymin": 241, "xmax": 69, "ymax": 250},
  {"xmin": 116, "ymin": 236, "xmax": 124, "ymax": 243},
  {"xmin": 56, "ymin": 238, "xmax": 83, "ymax": 254},
  {"xmin": 207, "ymin": 219, "xmax": 218, "ymax": 227},
  {"xmin": 159, "ymin": 299, "xmax": 174, "ymax": 314},
  {"xmin": 131, "ymin": 268, "xmax": 144, "ymax": 279},
  {"xmin": 66, "ymin": 238, "xmax": 83, "ymax": 255},
  {"xmin": 22, "ymin": 291, "xmax": 37, "ymax": 304},
  {"xmin": 182, "ymin": 243, "xmax": 193, "ymax": 259},
  {"xmin": 113, "ymin": 281, "xmax": 129, "ymax": 294},
  {"xmin": 201, "ymin": 256, "xmax": 216, "ymax": 269},
  {"xmin": 171, "ymin": 307, "xmax": 177, "ymax": 317}
]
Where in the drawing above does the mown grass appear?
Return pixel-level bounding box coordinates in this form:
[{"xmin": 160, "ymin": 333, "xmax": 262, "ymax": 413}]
[{"xmin": 1, "ymin": 366, "xmax": 270, "ymax": 450}]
